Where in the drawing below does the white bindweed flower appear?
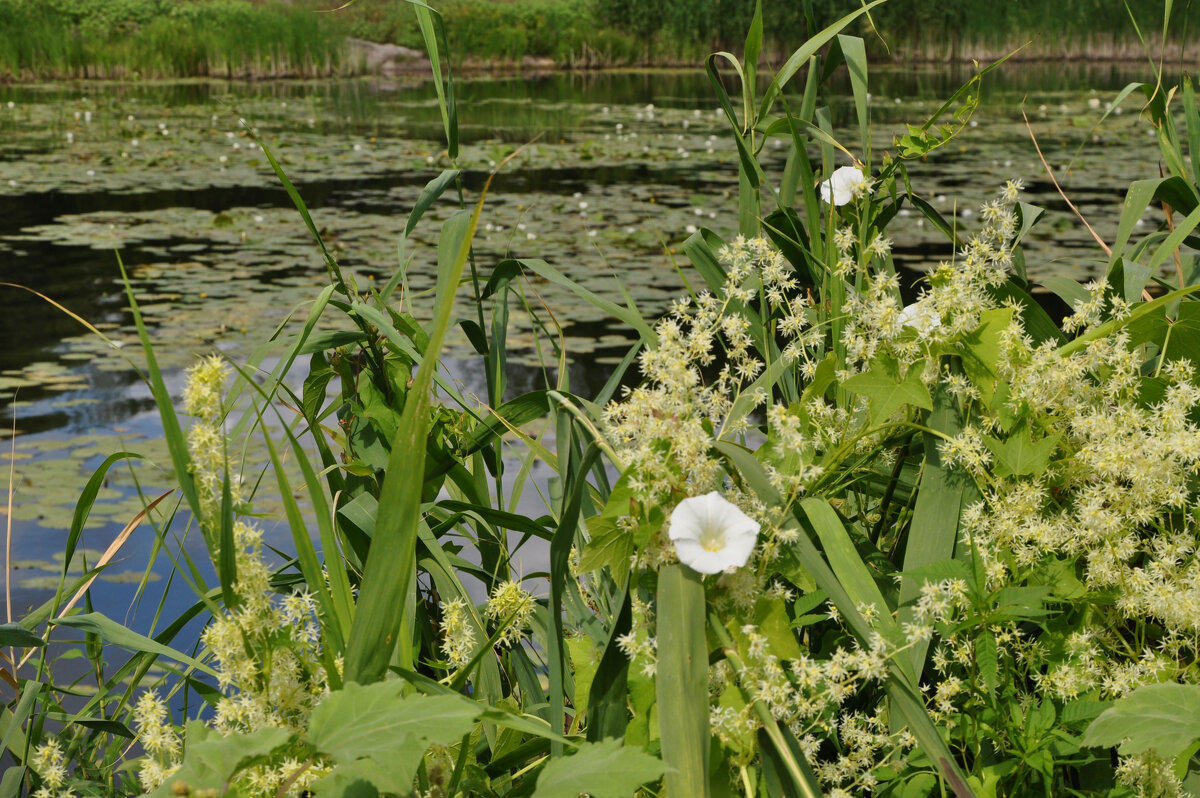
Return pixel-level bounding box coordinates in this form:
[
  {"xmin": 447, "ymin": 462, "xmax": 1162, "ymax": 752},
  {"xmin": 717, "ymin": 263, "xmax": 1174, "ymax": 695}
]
[
  {"xmin": 899, "ymin": 300, "xmax": 941, "ymax": 336},
  {"xmin": 819, "ymin": 165, "xmax": 869, "ymax": 206},
  {"xmin": 668, "ymin": 492, "xmax": 759, "ymax": 574}
]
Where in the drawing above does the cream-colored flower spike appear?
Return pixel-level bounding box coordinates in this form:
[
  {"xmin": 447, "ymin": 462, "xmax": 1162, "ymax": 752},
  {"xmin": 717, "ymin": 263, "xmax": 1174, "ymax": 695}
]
[
  {"xmin": 819, "ymin": 165, "xmax": 869, "ymax": 206},
  {"xmin": 668, "ymin": 492, "xmax": 760, "ymax": 574}
]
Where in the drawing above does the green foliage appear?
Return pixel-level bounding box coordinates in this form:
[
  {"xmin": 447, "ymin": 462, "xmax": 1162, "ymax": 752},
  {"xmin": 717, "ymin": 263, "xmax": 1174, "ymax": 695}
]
[
  {"xmin": 0, "ymin": 0, "xmax": 350, "ymax": 79},
  {"xmin": 144, "ymin": 724, "xmax": 293, "ymax": 798},
  {"xmin": 1083, "ymin": 683, "xmax": 1200, "ymax": 760},
  {"xmin": 14, "ymin": 2, "xmax": 1200, "ymax": 798},
  {"xmin": 532, "ymin": 739, "xmax": 664, "ymax": 797}
]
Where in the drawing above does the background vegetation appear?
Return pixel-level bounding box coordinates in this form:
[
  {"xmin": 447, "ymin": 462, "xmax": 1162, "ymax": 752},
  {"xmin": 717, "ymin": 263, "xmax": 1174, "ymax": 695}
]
[{"xmin": 1, "ymin": 0, "xmax": 1199, "ymax": 80}]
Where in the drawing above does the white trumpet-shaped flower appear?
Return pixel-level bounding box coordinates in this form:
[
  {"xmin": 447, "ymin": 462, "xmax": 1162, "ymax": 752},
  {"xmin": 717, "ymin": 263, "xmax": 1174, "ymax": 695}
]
[
  {"xmin": 668, "ymin": 492, "xmax": 760, "ymax": 574},
  {"xmin": 819, "ymin": 165, "xmax": 869, "ymax": 206}
]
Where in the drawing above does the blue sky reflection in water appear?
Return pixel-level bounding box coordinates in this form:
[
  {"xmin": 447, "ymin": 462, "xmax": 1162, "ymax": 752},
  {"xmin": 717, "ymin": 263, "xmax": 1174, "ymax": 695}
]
[{"xmin": 0, "ymin": 61, "xmax": 1175, "ymax": 630}]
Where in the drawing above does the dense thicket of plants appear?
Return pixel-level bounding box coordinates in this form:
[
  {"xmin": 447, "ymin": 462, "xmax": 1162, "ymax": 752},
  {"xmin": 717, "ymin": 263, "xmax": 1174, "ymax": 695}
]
[
  {"xmin": 2, "ymin": 0, "xmax": 1198, "ymax": 80},
  {"xmin": 596, "ymin": 0, "xmax": 1200, "ymax": 54},
  {"xmin": 0, "ymin": 0, "xmax": 350, "ymax": 79},
  {"xmin": 8, "ymin": 1, "xmax": 1200, "ymax": 797}
]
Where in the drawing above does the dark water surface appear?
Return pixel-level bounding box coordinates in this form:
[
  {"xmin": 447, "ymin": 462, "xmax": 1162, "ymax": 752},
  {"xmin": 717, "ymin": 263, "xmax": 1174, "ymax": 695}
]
[{"xmin": 0, "ymin": 62, "xmax": 1174, "ymax": 628}]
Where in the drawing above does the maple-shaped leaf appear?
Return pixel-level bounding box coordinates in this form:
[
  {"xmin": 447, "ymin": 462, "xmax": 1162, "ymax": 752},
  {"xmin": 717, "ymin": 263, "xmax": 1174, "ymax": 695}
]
[
  {"xmin": 959, "ymin": 307, "xmax": 1014, "ymax": 403},
  {"xmin": 145, "ymin": 723, "xmax": 292, "ymax": 797},
  {"xmin": 1082, "ymin": 683, "xmax": 1200, "ymax": 759},
  {"xmin": 983, "ymin": 419, "xmax": 1060, "ymax": 477},
  {"xmin": 533, "ymin": 739, "xmax": 663, "ymax": 798},
  {"xmin": 843, "ymin": 358, "xmax": 933, "ymax": 425},
  {"xmin": 308, "ymin": 682, "xmax": 480, "ymax": 766}
]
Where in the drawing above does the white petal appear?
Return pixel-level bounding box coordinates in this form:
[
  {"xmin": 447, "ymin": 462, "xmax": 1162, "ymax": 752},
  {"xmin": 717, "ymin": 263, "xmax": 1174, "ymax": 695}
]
[
  {"xmin": 899, "ymin": 300, "xmax": 941, "ymax": 335},
  {"xmin": 719, "ymin": 528, "xmax": 759, "ymax": 570},
  {"xmin": 667, "ymin": 493, "xmax": 712, "ymax": 541},
  {"xmin": 821, "ymin": 166, "xmax": 866, "ymax": 207},
  {"xmin": 673, "ymin": 538, "xmax": 729, "ymax": 574}
]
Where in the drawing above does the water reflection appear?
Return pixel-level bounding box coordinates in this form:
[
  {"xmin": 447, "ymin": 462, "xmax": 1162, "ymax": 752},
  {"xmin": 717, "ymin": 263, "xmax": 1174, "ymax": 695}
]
[{"xmin": 0, "ymin": 62, "xmax": 1180, "ymax": 618}]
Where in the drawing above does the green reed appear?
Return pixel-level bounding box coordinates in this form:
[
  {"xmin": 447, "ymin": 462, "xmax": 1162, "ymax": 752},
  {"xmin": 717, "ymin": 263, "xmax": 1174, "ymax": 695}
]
[
  {"xmin": 9, "ymin": 0, "xmax": 1200, "ymax": 796},
  {"xmin": 0, "ymin": 0, "xmax": 353, "ymax": 80}
]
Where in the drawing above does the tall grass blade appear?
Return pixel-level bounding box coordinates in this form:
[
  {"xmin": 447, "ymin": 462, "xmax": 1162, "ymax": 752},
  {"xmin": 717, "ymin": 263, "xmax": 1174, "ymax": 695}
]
[
  {"xmin": 548, "ymin": 445, "xmax": 600, "ymax": 755},
  {"xmin": 897, "ymin": 382, "xmax": 975, "ymax": 678},
  {"xmin": 54, "ymin": 452, "xmax": 140, "ymax": 616},
  {"xmin": 50, "ymin": 613, "xmax": 217, "ymax": 678},
  {"xmin": 836, "ymin": 35, "xmax": 870, "ymax": 162},
  {"xmin": 259, "ymin": 141, "xmax": 348, "ymax": 293},
  {"xmin": 656, "ymin": 564, "xmax": 710, "ymax": 798},
  {"xmin": 0, "ymin": 681, "xmax": 38, "ymax": 759},
  {"xmin": 411, "ymin": 3, "xmax": 458, "ymax": 159},
  {"xmin": 584, "ymin": 590, "xmax": 631, "ymax": 742},
  {"xmin": 720, "ymin": 443, "xmax": 973, "ymax": 794},
  {"xmin": 757, "ymin": 0, "xmax": 887, "ymax": 120},
  {"xmin": 388, "ymin": 169, "xmax": 462, "ymax": 302},
  {"xmin": 118, "ymin": 256, "xmax": 202, "ymax": 535},
  {"xmin": 343, "ymin": 173, "xmax": 491, "ymax": 685},
  {"xmin": 515, "ymin": 259, "xmax": 656, "ymax": 343}
]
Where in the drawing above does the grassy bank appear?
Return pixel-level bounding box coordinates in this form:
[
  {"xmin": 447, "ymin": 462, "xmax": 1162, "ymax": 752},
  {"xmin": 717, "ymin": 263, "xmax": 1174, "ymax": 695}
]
[
  {"xmin": 1, "ymin": 0, "xmax": 1198, "ymax": 81},
  {"xmin": 0, "ymin": 0, "xmax": 353, "ymax": 80}
]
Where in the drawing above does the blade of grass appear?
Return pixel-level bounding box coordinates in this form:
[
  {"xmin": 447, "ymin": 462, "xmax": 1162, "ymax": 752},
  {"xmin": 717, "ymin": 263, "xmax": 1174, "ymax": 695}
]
[
  {"xmin": 896, "ymin": 382, "xmax": 975, "ymax": 678},
  {"xmin": 757, "ymin": 0, "xmax": 887, "ymax": 120},
  {"xmin": 56, "ymin": 489, "xmax": 172, "ymax": 620},
  {"xmin": 343, "ymin": 159, "xmax": 501, "ymax": 685},
  {"xmin": 117, "ymin": 254, "xmax": 202, "ymax": 532},
  {"xmin": 548, "ymin": 444, "xmax": 600, "ymax": 756},
  {"xmin": 657, "ymin": 564, "xmax": 710, "ymax": 798}
]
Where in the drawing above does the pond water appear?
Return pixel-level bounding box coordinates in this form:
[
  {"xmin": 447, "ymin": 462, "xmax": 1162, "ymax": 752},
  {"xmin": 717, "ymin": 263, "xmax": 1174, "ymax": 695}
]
[{"xmin": 0, "ymin": 61, "xmax": 1174, "ymax": 630}]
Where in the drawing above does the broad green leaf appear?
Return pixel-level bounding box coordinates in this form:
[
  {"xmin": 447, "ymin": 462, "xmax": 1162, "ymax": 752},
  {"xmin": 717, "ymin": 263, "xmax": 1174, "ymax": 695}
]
[
  {"xmin": 308, "ymin": 682, "xmax": 480, "ymax": 765},
  {"xmin": 1127, "ymin": 301, "xmax": 1200, "ymax": 375},
  {"xmin": 1082, "ymin": 683, "xmax": 1200, "ymax": 759},
  {"xmin": 579, "ymin": 475, "xmax": 636, "ymax": 586},
  {"xmin": 682, "ymin": 227, "xmax": 729, "ymax": 294},
  {"xmin": 843, "ymin": 358, "xmax": 933, "ymax": 425},
  {"xmin": 146, "ymin": 723, "xmax": 291, "ymax": 797},
  {"xmin": 984, "ymin": 419, "xmax": 1061, "ymax": 478},
  {"xmin": 310, "ymin": 751, "xmax": 423, "ymax": 796},
  {"xmin": 1061, "ymin": 699, "xmax": 1113, "ymax": 726},
  {"xmin": 1114, "ymin": 178, "xmax": 1168, "ymax": 259},
  {"xmin": 0, "ymin": 767, "xmax": 21, "ymax": 798},
  {"xmin": 896, "ymin": 379, "xmax": 975, "ymax": 678},
  {"xmin": 1039, "ymin": 276, "xmax": 1090, "ymax": 310},
  {"xmin": 580, "ymin": 516, "xmax": 633, "ymax": 586},
  {"xmin": 533, "ymin": 738, "xmax": 663, "ymax": 798},
  {"xmin": 656, "ymin": 565, "xmax": 710, "ymax": 798},
  {"xmin": 50, "ymin": 613, "xmax": 217, "ymax": 677},
  {"xmin": 976, "ymin": 631, "xmax": 998, "ymax": 692},
  {"xmin": 1147, "ymin": 201, "xmax": 1200, "ymax": 277},
  {"xmin": 755, "ymin": 597, "xmax": 803, "ymax": 661},
  {"xmin": 0, "ymin": 624, "xmax": 42, "ymax": 649},
  {"xmin": 959, "ymin": 308, "xmax": 1014, "ymax": 403},
  {"xmin": 567, "ymin": 636, "xmax": 600, "ymax": 725}
]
